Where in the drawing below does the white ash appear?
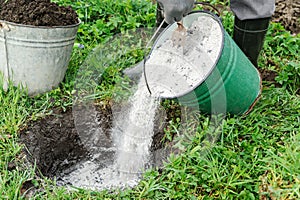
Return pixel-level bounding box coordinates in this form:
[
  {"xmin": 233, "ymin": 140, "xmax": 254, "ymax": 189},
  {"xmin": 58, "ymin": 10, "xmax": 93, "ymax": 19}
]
[
  {"xmin": 145, "ymin": 15, "xmax": 223, "ymax": 98},
  {"xmin": 57, "ymin": 159, "xmax": 141, "ymax": 191},
  {"xmin": 57, "ymin": 77, "xmax": 160, "ymax": 191},
  {"xmin": 111, "ymin": 76, "xmax": 159, "ymax": 182}
]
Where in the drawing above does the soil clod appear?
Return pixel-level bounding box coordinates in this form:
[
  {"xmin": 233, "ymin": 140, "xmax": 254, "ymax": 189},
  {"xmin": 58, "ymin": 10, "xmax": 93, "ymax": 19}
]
[{"xmin": 0, "ymin": 0, "xmax": 78, "ymax": 26}]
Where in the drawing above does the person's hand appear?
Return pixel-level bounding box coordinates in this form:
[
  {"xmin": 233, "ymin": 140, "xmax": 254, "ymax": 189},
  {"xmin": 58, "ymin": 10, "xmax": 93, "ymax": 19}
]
[{"xmin": 157, "ymin": 0, "xmax": 194, "ymax": 24}]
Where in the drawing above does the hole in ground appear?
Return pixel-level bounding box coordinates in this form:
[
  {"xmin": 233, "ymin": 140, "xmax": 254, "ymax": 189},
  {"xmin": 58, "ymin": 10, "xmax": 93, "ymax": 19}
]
[{"xmin": 19, "ymin": 101, "xmax": 181, "ymax": 190}]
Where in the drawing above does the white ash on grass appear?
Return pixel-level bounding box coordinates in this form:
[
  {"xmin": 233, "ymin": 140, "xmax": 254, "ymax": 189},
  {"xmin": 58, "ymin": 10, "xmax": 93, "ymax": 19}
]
[
  {"xmin": 57, "ymin": 77, "xmax": 160, "ymax": 190},
  {"xmin": 145, "ymin": 15, "xmax": 223, "ymax": 98}
]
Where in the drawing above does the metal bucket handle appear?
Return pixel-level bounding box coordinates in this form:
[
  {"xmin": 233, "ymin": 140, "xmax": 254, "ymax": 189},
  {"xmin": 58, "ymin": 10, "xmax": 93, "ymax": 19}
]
[
  {"xmin": 143, "ymin": 19, "xmax": 166, "ymax": 95},
  {"xmin": 0, "ymin": 22, "xmax": 11, "ymax": 86},
  {"xmin": 194, "ymin": 1, "xmax": 221, "ymax": 17}
]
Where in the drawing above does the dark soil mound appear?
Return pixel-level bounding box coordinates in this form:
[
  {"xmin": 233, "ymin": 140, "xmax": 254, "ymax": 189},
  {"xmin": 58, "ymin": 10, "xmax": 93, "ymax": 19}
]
[
  {"xmin": 19, "ymin": 108, "xmax": 89, "ymax": 177},
  {"xmin": 273, "ymin": 0, "xmax": 300, "ymax": 34},
  {"xmin": 0, "ymin": 0, "xmax": 78, "ymax": 26}
]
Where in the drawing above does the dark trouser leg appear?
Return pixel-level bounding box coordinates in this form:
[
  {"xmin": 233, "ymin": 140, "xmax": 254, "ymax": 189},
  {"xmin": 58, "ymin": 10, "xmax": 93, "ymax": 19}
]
[{"xmin": 233, "ymin": 17, "xmax": 271, "ymax": 67}]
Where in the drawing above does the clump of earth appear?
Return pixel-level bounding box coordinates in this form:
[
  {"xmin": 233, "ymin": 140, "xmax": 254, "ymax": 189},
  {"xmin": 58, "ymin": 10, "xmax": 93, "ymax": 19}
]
[
  {"xmin": 273, "ymin": 0, "xmax": 300, "ymax": 35},
  {"xmin": 0, "ymin": 0, "xmax": 78, "ymax": 26}
]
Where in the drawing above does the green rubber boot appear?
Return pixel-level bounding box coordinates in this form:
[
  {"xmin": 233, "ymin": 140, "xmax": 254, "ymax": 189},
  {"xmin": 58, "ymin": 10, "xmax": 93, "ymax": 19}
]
[{"xmin": 233, "ymin": 17, "xmax": 270, "ymax": 67}]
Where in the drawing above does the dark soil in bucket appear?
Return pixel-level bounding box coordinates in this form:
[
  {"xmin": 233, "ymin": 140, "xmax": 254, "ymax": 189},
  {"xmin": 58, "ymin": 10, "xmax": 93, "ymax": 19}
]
[{"xmin": 0, "ymin": 0, "xmax": 78, "ymax": 26}]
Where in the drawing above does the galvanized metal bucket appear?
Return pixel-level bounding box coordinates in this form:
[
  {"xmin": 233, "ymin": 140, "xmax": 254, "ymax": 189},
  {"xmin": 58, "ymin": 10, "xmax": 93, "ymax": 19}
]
[
  {"xmin": 0, "ymin": 20, "xmax": 80, "ymax": 95},
  {"xmin": 145, "ymin": 11, "xmax": 261, "ymax": 115}
]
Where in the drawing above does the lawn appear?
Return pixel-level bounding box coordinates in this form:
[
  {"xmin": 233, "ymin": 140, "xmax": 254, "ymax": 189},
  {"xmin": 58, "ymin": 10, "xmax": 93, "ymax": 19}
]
[{"xmin": 0, "ymin": 0, "xmax": 299, "ymax": 199}]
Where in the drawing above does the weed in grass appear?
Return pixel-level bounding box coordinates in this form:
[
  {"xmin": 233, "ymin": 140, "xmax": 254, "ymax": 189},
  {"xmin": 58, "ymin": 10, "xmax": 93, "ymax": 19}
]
[
  {"xmin": 53, "ymin": 0, "xmax": 156, "ymax": 45},
  {"xmin": 0, "ymin": 77, "xmax": 38, "ymax": 199},
  {"xmin": 220, "ymin": 10, "xmax": 234, "ymax": 35},
  {"xmin": 260, "ymin": 132, "xmax": 300, "ymax": 199},
  {"xmin": 0, "ymin": 76, "xmax": 30, "ymax": 135},
  {"xmin": 262, "ymin": 22, "xmax": 300, "ymax": 93}
]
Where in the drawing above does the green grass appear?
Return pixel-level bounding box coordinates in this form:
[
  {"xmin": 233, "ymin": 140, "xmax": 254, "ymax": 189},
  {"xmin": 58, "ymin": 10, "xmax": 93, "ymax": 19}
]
[{"xmin": 0, "ymin": 0, "xmax": 299, "ymax": 199}]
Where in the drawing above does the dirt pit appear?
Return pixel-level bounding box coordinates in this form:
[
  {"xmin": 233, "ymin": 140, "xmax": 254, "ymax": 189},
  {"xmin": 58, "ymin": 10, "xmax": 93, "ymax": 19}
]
[{"xmin": 19, "ymin": 101, "xmax": 180, "ymax": 190}]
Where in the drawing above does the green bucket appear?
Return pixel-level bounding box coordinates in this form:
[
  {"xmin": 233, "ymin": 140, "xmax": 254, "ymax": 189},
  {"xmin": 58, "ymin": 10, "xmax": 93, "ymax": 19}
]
[{"xmin": 145, "ymin": 11, "xmax": 261, "ymax": 115}]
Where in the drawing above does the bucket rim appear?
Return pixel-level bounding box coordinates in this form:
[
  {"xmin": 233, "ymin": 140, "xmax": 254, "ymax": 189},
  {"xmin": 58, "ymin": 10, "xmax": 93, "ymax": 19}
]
[
  {"xmin": 0, "ymin": 18, "xmax": 81, "ymax": 29},
  {"xmin": 146, "ymin": 10, "xmax": 225, "ymax": 99}
]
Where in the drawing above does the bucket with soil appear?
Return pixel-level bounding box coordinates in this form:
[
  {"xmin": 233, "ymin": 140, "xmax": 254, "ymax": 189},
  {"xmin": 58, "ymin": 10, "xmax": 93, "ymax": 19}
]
[
  {"xmin": 0, "ymin": 0, "xmax": 80, "ymax": 95},
  {"xmin": 145, "ymin": 11, "xmax": 262, "ymax": 115}
]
